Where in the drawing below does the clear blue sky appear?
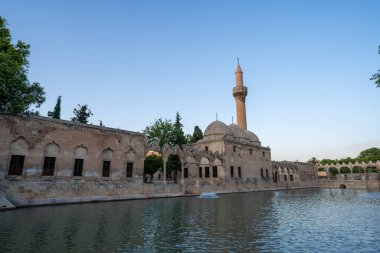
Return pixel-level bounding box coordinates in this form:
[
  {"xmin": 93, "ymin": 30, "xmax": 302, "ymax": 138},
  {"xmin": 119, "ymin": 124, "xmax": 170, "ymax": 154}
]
[{"xmin": 2, "ymin": 0, "xmax": 379, "ymax": 161}]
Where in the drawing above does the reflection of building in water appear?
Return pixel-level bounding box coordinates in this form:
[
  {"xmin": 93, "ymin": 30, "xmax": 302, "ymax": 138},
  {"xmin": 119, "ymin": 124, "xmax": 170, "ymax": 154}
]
[{"xmin": 0, "ymin": 63, "xmax": 318, "ymax": 208}]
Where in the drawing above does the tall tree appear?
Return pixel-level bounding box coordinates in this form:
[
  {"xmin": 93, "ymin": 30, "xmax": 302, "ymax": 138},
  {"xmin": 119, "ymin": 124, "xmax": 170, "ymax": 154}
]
[
  {"xmin": 144, "ymin": 154, "xmax": 163, "ymax": 182},
  {"xmin": 357, "ymin": 148, "xmax": 380, "ymax": 162},
  {"xmin": 52, "ymin": 96, "xmax": 61, "ymax": 119},
  {"xmin": 173, "ymin": 112, "xmax": 187, "ymax": 147},
  {"xmin": 0, "ymin": 17, "xmax": 45, "ymax": 113},
  {"xmin": 143, "ymin": 118, "xmax": 175, "ymax": 147},
  {"xmin": 190, "ymin": 126, "xmax": 203, "ymax": 143},
  {"xmin": 166, "ymin": 154, "xmax": 181, "ymax": 181},
  {"xmin": 370, "ymin": 45, "xmax": 380, "ymax": 88},
  {"xmin": 71, "ymin": 104, "xmax": 93, "ymax": 124}
]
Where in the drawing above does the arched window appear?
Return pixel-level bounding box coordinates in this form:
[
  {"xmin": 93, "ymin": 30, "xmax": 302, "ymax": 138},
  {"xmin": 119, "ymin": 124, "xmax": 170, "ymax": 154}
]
[
  {"xmin": 43, "ymin": 142, "xmax": 60, "ymax": 176},
  {"xmin": 102, "ymin": 148, "xmax": 113, "ymax": 177},
  {"xmin": 205, "ymin": 167, "xmax": 210, "ymax": 177},
  {"xmin": 8, "ymin": 137, "xmax": 28, "ymax": 176},
  {"xmin": 212, "ymin": 166, "xmax": 218, "ymax": 177},
  {"xmin": 126, "ymin": 148, "xmax": 135, "ymax": 178},
  {"xmin": 74, "ymin": 145, "xmax": 87, "ymax": 177}
]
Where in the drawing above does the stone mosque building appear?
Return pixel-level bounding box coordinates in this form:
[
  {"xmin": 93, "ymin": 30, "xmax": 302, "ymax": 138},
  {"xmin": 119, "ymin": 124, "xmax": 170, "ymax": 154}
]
[
  {"xmin": 0, "ymin": 64, "xmax": 318, "ymax": 208},
  {"xmin": 183, "ymin": 63, "xmax": 272, "ymax": 187}
]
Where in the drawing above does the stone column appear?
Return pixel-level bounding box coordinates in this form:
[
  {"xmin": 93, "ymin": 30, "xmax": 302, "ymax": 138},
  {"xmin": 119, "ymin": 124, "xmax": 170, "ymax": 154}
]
[
  {"xmin": 181, "ymin": 162, "xmax": 184, "ymax": 184},
  {"xmin": 161, "ymin": 144, "xmax": 171, "ymax": 184}
]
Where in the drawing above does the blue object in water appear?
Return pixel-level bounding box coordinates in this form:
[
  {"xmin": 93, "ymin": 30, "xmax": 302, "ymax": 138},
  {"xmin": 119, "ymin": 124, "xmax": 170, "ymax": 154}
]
[{"xmin": 198, "ymin": 192, "xmax": 218, "ymax": 198}]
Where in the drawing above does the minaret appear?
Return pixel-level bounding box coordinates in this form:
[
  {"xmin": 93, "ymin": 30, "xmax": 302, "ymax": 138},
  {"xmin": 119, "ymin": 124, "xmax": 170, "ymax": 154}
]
[{"xmin": 232, "ymin": 61, "xmax": 248, "ymax": 129}]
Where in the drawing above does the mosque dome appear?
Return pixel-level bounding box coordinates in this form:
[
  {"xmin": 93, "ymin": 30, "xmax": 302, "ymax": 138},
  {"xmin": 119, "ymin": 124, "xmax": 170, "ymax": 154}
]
[
  {"xmin": 204, "ymin": 120, "xmax": 233, "ymax": 137},
  {"xmin": 229, "ymin": 124, "xmax": 261, "ymax": 146},
  {"xmin": 246, "ymin": 130, "xmax": 261, "ymax": 146},
  {"xmin": 203, "ymin": 121, "xmax": 261, "ymax": 146},
  {"xmin": 229, "ymin": 124, "xmax": 248, "ymax": 139}
]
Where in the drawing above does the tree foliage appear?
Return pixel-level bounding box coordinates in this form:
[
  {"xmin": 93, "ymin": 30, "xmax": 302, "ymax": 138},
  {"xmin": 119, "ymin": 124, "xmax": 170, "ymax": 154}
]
[
  {"xmin": 144, "ymin": 118, "xmax": 175, "ymax": 147},
  {"xmin": 329, "ymin": 167, "xmax": 339, "ymax": 175},
  {"xmin": 307, "ymin": 157, "xmax": 319, "ymax": 165},
  {"xmin": 0, "ymin": 17, "xmax": 46, "ymax": 113},
  {"xmin": 352, "ymin": 166, "xmax": 364, "ymax": 173},
  {"xmin": 52, "ymin": 96, "xmax": 61, "ymax": 119},
  {"xmin": 71, "ymin": 104, "xmax": 93, "ymax": 124},
  {"xmin": 370, "ymin": 45, "xmax": 380, "ymax": 88},
  {"xmin": 143, "ymin": 112, "xmax": 188, "ymax": 147},
  {"xmin": 166, "ymin": 154, "xmax": 181, "ymax": 180},
  {"xmin": 144, "ymin": 154, "xmax": 163, "ymax": 182},
  {"xmin": 315, "ymin": 147, "xmax": 380, "ymax": 166},
  {"xmin": 357, "ymin": 147, "xmax": 380, "ymax": 162},
  {"xmin": 190, "ymin": 126, "xmax": 203, "ymax": 143},
  {"xmin": 173, "ymin": 112, "xmax": 187, "ymax": 147}
]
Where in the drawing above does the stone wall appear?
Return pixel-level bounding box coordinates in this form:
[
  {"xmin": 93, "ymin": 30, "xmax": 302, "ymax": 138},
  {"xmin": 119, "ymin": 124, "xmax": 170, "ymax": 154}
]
[
  {"xmin": 319, "ymin": 179, "xmax": 380, "ymax": 190},
  {"xmin": 0, "ymin": 180, "xmax": 184, "ymax": 207},
  {"xmin": 0, "ymin": 113, "xmax": 146, "ymax": 181}
]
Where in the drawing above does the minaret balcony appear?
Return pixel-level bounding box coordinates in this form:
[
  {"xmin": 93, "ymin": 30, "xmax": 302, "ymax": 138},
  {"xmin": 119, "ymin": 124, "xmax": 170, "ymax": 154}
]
[{"xmin": 233, "ymin": 86, "xmax": 248, "ymax": 97}]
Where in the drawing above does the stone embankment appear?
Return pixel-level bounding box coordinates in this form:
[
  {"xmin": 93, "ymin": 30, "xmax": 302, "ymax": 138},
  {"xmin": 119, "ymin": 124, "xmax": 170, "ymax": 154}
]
[
  {"xmin": 1, "ymin": 179, "xmax": 378, "ymax": 211},
  {"xmin": 319, "ymin": 179, "xmax": 380, "ymax": 190},
  {"xmin": 0, "ymin": 194, "xmax": 15, "ymax": 210},
  {"xmin": 0, "ymin": 180, "xmax": 321, "ymax": 210}
]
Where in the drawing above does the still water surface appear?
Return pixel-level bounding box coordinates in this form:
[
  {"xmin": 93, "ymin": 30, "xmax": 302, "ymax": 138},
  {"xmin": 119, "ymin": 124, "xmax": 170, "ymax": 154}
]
[{"xmin": 1, "ymin": 188, "xmax": 380, "ymax": 253}]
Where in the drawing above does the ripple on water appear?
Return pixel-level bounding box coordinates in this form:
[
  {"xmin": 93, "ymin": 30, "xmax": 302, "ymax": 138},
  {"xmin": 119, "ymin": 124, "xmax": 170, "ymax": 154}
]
[{"xmin": 0, "ymin": 189, "xmax": 380, "ymax": 253}]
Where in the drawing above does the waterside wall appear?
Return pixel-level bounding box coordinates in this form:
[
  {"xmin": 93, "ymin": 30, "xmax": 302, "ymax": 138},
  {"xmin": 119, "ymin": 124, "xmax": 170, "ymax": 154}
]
[
  {"xmin": 0, "ymin": 179, "xmax": 322, "ymax": 209},
  {"xmin": 0, "ymin": 180, "xmax": 184, "ymax": 208}
]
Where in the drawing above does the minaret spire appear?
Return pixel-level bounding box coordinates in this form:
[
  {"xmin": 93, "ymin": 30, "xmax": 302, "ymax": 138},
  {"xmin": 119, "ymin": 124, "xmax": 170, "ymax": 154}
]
[{"xmin": 232, "ymin": 61, "xmax": 248, "ymax": 129}]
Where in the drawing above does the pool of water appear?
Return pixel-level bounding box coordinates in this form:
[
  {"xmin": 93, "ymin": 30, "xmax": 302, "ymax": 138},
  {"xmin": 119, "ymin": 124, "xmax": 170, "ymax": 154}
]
[{"xmin": 1, "ymin": 188, "xmax": 379, "ymax": 253}]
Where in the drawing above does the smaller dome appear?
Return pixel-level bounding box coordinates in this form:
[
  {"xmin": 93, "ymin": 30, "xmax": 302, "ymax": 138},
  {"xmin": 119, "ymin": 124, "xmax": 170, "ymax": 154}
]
[
  {"xmin": 229, "ymin": 124, "xmax": 248, "ymax": 139},
  {"xmin": 204, "ymin": 120, "xmax": 233, "ymax": 137},
  {"xmin": 246, "ymin": 130, "xmax": 259, "ymax": 142},
  {"xmin": 246, "ymin": 130, "xmax": 261, "ymax": 146}
]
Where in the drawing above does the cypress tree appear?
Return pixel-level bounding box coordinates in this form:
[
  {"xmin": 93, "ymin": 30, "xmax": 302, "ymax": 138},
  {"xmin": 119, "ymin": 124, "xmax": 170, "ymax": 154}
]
[{"xmin": 52, "ymin": 96, "xmax": 61, "ymax": 119}]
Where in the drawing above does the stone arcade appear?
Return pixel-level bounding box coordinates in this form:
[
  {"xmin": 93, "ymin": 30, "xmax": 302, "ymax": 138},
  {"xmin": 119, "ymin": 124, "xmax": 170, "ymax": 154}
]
[{"xmin": 0, "ymin": 64, "xmax": 318, "ymax": 209}]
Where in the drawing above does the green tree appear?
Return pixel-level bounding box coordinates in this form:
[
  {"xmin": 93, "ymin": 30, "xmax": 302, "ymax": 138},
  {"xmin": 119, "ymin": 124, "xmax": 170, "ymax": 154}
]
[
  {"xmin": 307, "ymin": 157, "xmax": 319, "ymax": 165},
  {"xmin": 370, "ymin": 45, "xmax": 380, "ymax": 88},
  {"xmin": 0, "ymin": 17, "xmax": 45, "ymax": 113},
  {"xmin": 329, "ymin": 167, "xmax": 339, "ymax": 176},
  {"xmin": 357, "ymin": 147, "xmax": 380, "ymax": 162},
  {"xmin": 166, "ymin": 154, "xmax": 181, "ymax": 181},
  {"xmin": 190, "ymin": 125, "xmax": 203, "ymax": 143},
  {"xmin": 71, "ymin": 104, "xmax": 93, "ymax": 124},
  {"xmin": 185, "ymin": 134, "xmax": 192, "ymax": 143},
  {"xmin": 28, "ymin": 110, "xmax": 40, "ymax": 116},
  {"xmin": 173, "ymin": 112, "xmax": 187, "ymax": 147},
  {"xmin": 352, "ymin": 166, "xmax": 364, "ymax": 173},
  {"xmin": 52, "ymin": 96, "xmax": 61, "ymax": 119},
  {"xmin": 144, "ymin": 154, "xmax": 163, "ymax": 182},
  {"xmin": 320, "ymin": 159, "xmax": 338, "ymax": 165},
  {"xmin": 143, "ymin": 118, "xmax": 175, "ymax": 147}
]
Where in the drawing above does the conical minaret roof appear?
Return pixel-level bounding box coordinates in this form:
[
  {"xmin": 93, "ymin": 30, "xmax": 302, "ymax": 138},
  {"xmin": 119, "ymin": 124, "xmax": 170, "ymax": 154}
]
[{"xmin": 235, "ymin": 64, "xmax": 243, "ymax": 73}]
